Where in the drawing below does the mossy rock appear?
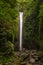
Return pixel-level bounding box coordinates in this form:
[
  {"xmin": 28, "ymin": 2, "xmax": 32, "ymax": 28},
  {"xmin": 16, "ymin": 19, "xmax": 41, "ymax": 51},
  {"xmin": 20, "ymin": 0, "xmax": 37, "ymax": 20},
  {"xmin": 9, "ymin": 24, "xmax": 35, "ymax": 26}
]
[{"xmin": 0, "ymin": 64, "xmax": 3, "ymax": 65}]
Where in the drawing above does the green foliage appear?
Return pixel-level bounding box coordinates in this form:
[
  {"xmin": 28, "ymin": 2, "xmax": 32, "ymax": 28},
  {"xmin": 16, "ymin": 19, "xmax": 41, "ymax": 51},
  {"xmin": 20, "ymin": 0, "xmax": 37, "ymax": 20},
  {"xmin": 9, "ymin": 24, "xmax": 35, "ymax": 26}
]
[
  {"xmin": 0, "ymin": 0, "xmax": 18, "ymax": 55},
  {"xmin": 0, "ymin": 55, "xmax": 14, "ymax": 64},
  {"xmin": 0, "ymin": 0, "xmax": 43, "ymax": 64},
  {"xmin": 0, "ymin": 0, "xmax": 43, "ymax": 57},
  {"xmin": 22, "ymin": 0, "xmax": 39, "ymax": 49},
  {"xmin": 38, "ymin": 3, "xmax": 43, "ymax": 50}
]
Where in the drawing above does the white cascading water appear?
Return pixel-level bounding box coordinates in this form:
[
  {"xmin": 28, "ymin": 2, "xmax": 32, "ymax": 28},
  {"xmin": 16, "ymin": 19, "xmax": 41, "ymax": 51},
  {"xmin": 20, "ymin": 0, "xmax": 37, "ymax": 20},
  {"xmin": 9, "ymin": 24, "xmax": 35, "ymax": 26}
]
[{"xmin": 19, "ymin": 12, "xmax": 23, "ymax": 50}]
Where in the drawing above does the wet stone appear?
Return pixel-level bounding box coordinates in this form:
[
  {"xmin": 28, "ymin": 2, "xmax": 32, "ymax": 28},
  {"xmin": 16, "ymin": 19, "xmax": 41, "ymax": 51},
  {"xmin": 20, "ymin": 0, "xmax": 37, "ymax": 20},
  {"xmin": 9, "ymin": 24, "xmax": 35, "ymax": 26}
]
[{"xmin": 21, "ymin": 62, "xmax": 26, "ymax": 65}]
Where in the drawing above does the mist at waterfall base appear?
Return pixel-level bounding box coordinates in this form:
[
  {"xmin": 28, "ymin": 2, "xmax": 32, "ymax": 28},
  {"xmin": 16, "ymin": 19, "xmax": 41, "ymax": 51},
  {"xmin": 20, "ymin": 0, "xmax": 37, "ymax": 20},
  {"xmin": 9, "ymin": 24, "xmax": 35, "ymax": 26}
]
[{"xmin": 19, "ymin": 12, "xmax": 23, "ymax": 51}]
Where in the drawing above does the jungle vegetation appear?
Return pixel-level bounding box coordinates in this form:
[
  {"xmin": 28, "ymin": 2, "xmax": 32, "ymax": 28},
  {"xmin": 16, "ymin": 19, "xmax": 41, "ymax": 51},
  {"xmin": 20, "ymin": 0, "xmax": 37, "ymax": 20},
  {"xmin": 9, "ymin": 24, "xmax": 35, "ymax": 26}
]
[{"xmin": 0, "ymin": 0, "xmax": 43, "ymax": 64}]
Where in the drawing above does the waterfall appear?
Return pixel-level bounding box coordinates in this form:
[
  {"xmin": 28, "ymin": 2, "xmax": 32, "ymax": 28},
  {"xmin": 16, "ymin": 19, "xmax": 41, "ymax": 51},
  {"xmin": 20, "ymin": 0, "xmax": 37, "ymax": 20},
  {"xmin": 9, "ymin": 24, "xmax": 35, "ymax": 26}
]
[{"xmin": 19, "ymin": 12, "xmax": 23, "ymax": 50}]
